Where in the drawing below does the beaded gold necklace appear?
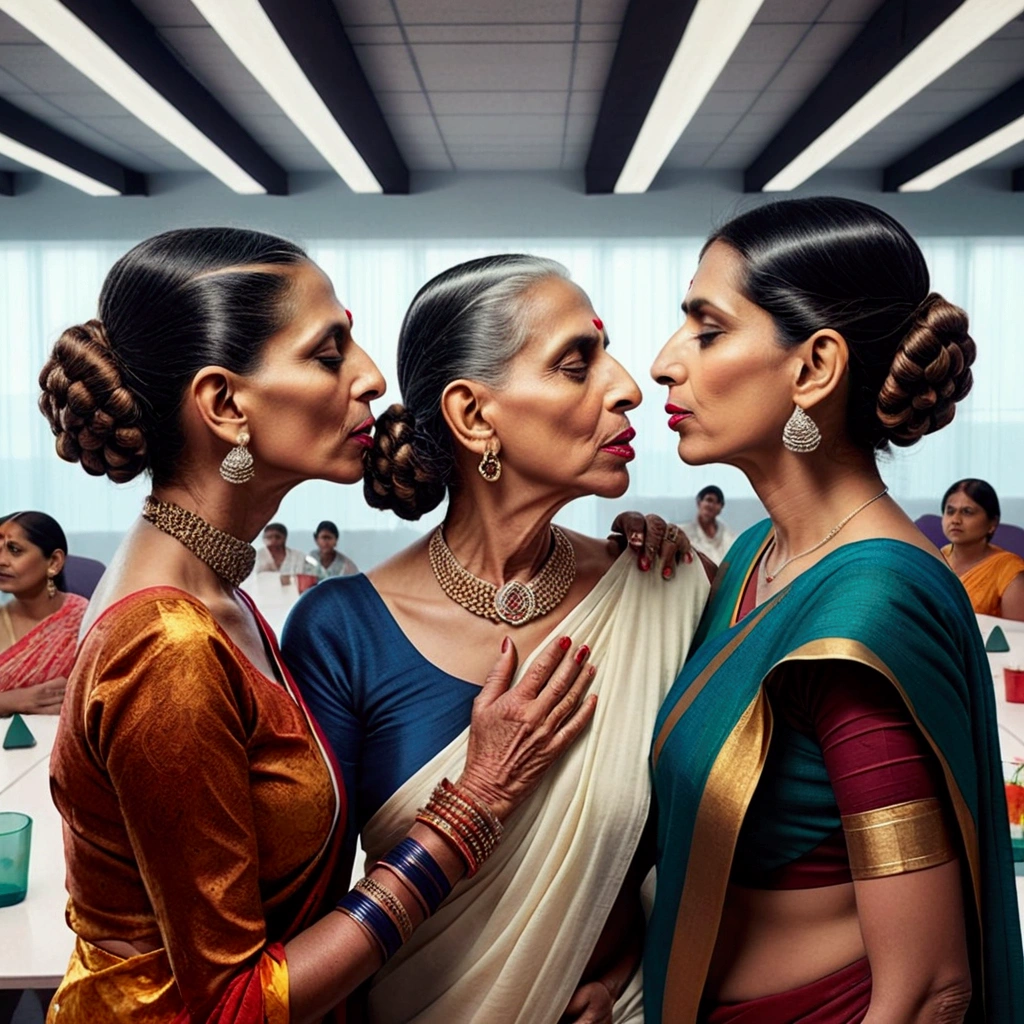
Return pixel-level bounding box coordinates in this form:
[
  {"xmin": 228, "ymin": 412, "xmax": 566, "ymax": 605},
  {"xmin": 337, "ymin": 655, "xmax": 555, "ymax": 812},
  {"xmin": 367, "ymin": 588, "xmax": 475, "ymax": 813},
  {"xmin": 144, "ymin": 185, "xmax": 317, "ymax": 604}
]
[{"xmin": 428, "ymin": 525, "xmax": 576, "ymax": 626}]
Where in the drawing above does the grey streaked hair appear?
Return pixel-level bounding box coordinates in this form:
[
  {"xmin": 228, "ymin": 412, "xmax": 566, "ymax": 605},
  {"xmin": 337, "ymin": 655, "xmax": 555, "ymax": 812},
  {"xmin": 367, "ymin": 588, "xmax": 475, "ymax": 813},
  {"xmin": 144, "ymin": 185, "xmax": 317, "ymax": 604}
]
[{"xmin": 364, "ymin": 254, "xmax": 570, "ymax": 520}]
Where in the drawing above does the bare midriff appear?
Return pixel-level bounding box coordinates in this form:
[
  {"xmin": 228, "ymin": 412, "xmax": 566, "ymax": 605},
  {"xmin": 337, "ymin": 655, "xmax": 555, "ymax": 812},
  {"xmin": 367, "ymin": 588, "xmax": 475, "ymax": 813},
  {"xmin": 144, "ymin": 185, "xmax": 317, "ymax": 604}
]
[
  {"xmin": 705, "ymin": 882, "xmax": 864, "ymax": 1003},
  {"xmin": 94, "ymin": 936, "xmax": 163, "ymax": 959}
]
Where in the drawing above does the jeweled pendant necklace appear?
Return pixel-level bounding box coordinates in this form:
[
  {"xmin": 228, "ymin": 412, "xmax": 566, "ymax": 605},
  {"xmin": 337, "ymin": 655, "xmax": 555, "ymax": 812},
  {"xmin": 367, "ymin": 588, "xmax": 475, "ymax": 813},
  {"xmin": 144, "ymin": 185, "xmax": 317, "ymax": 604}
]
[
  {"xmin": 761, "ymin": 486, "xmax": 889, "ymax": 584},
  {"xmin": 142, "ymin": 496, "xmax": 256, "ymax": 588},
  {"xmin": 429, "ymin": 525, "xmax": 576, "ymax": 626}
]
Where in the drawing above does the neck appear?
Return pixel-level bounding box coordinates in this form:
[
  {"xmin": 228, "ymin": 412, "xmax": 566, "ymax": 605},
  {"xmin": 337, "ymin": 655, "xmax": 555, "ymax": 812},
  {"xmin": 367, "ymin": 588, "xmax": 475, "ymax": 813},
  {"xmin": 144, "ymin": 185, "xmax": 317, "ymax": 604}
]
[
  {"xmin": 443, "ymin": 486, "xmax": 570, "ymax": 584},
  {"xmin": 741, "ymin": 446, "xmax": 884, "ymax": 561},
  {"xmin": 154, "ymin": 478, "xmax": 289, "ymax": 544},
  {"xmin": 698, "ymin": 517, "xmax": 717, "ymax": 537},
  {"xmin": 13, "ymin": 585, "xmax": 60, "ymax": 622},
  {"xmin": 948, "ymin": 537, "xmax": 991, "ymax": 565}
]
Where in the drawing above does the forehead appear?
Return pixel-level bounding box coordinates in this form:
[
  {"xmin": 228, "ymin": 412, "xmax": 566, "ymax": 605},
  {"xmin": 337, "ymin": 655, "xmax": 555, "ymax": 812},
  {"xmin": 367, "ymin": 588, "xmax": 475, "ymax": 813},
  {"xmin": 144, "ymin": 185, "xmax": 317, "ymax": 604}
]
[
  {"xmin": 518, "ymin": 277, "xmax": 593, "ymax": 342},
  {"xmin": 946, "ymin": 491, "xmax": 978, "ymax": 506},
  {"xmin": 0, "ymin": 521, "xmax": 31, "ymax": 544},
  {"xmin": 264, "ymin": 528, "xmax": 285, "ymax": 536},
  {"xmin": 270, "ymin": 262, "xmax": 345, "ymax": 339},
  {"xmin": 688, "ymin": 241, "xmax": 749, "ymax": 302}
]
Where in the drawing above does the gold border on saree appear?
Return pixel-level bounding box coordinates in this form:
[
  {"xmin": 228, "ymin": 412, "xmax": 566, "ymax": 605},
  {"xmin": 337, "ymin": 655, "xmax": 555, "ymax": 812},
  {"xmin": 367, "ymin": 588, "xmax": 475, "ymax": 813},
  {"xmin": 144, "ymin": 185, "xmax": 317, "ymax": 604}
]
[{"xmin": 843, "ymin": 797, "xmax": 955, "ymax": 880}]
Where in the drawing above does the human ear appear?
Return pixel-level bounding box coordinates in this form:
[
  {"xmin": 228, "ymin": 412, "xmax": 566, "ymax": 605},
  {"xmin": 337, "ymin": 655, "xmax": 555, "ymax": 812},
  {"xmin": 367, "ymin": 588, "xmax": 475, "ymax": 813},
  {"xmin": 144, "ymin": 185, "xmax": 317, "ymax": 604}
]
[
  {"xmin": 440, "ymin": 379, "xmax": 498, "ymax": 457},
  {"xmin": 792, "ymin": 329, "xmax": 849, "ymax": 409},
  {"xmin": 190, "ymin": 366, "xmax": 249, "ymax": 446}
]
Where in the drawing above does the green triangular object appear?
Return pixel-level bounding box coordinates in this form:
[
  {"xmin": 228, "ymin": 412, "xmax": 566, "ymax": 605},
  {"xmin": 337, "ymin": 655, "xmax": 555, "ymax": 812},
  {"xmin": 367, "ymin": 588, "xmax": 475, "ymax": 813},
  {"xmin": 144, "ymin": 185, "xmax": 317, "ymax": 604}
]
[
  {"xmin": 986, "ymin": 625, "xmax": 1011, "ymax": 653},
  {"xmin": 2, "ymin": 713, "xmax": 35, "ymax": 750}
]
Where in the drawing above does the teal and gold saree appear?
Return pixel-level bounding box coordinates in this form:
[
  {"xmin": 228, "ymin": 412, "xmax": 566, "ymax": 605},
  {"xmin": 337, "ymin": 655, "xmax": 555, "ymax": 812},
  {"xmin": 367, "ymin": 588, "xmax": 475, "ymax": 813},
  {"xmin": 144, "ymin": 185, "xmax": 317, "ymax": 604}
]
[{"xmin": 645, "ymin": 521, "xmax": 1023, "ymax": 1023}]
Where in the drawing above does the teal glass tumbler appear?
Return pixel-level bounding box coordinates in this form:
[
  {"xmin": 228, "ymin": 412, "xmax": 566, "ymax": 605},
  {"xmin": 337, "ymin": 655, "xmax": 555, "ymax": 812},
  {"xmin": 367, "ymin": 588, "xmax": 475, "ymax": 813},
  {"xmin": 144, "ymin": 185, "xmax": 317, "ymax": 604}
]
[{"xmin": 0, "ymin": 812, "xmax": 32, "ymax": 908}]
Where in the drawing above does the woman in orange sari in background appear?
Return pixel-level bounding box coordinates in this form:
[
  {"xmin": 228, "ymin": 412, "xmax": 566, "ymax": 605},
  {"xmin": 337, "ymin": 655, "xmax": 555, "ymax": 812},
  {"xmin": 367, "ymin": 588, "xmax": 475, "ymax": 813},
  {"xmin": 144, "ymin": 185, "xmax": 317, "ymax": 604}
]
[
  {"xmin": 941, "ymin": 479, "xmax": 1024, "ymax": 620},
  {"xmin": 0, "ymin": 511, "xmax": 85, "ymax": 716}
]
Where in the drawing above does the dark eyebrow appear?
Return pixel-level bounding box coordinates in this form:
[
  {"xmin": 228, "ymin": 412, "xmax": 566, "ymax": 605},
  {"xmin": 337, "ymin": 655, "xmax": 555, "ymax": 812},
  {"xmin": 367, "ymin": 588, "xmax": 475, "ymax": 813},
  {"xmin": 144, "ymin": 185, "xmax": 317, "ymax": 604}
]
[{"xmin": 681, "ymin": 297, "xmax": 711, "ymax": 316}]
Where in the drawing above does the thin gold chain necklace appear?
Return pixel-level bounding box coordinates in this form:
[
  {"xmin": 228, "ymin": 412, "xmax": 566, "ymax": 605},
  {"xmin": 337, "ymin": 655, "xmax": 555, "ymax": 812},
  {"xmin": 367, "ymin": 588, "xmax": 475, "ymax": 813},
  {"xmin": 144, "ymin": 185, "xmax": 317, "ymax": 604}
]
[
  {"xmin": 429, "ymin": 525, "xmax": 576, "ymax": 626},
  {"xmin": 142, "ymin": 496, "xmax": 256, "ymax": 589},
  {"xmin": 762, "ymin": 486, "xmax": 889, "ymax": 584}
]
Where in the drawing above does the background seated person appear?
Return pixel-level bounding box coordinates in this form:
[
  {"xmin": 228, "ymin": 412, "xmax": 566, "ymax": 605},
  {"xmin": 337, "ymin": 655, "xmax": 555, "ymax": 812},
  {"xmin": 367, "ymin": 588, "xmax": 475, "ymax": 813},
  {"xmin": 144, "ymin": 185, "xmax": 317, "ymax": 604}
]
[
  {"xmin": 680, "ymin": 485, "xmax": 736, "ymax": 564},
  {"xmin": 0, "ymin": 511, "xmax": 86, "ymax": 716},
  {"xmin": 255, "ymin": 521, "xmax": 323, "ymax": 581},
  {"xmin": 941, "ymin": 478, "xmax": 1024, "ymax": 620},
  {"xmin": 310, "ymin": 520, "xmax": 358, "ymax": 578}
]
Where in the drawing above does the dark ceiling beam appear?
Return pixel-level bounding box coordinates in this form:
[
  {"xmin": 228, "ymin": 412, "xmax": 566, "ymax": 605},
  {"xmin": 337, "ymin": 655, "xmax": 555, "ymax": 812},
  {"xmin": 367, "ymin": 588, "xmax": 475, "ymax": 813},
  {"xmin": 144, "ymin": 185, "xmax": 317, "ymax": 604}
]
[
  {"xmin": 258, "ymin": 0, "xmax": 409, "ymax": 194},
  {"xmin": 0, "ymin": 172, "xmax": 13, "ymax": 196},
  {"xmin": 58, "ymin": 0, "xmax": 288, "ymax": 194},
  {"xmin": 1013, "ymin": 167, "xmax": 1024, "ymax": 191},
  {"xmin": 0, "ymin": 94, "xmax": 145, "ymax": 195},
  {"xmin": 585, "ymin": 0, "xmax": 699, "ymax": 195},
  {"xmin": 745, "ymin": 0, "xmax": 966, "ymax": 192},
  {"xmin": 885, "ymin": 76, "xmax": 1024, "ymax": 191}
]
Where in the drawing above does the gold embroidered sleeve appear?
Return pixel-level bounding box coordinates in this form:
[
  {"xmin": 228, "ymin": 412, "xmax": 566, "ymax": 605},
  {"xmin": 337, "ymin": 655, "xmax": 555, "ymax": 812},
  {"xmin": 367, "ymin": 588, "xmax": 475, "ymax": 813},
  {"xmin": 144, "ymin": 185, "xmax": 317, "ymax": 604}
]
[{"xmin": 842, "ymin": 797, "xmax": 956, "ymax": 880}]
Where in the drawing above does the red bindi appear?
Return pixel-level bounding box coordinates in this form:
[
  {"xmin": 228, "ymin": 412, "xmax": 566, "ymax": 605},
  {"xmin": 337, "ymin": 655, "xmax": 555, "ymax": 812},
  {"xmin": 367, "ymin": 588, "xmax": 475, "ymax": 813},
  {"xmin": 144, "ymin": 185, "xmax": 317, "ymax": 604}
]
[
  {"xmin": 592, "ymin": 317, "xmax": 603, "ymax": 331},
  {"xmin": 345, "ymin": 308, "xmax": 353, "ymax": 326}
]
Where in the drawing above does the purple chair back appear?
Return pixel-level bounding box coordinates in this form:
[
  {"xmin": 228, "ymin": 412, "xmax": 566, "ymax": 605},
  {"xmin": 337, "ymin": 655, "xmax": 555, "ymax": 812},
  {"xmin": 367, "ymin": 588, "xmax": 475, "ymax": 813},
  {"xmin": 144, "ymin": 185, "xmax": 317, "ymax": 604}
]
[
  {"xmin": 914, "ymin": 514, "xmax": 947, "ymax": 549},
  {"xmin": 63, "ymin": 555, "xmax": 105, "ymax": 599},
  {"xmin": 914, "ymin": 514, "xmax": 1024, "ymax": 558}
]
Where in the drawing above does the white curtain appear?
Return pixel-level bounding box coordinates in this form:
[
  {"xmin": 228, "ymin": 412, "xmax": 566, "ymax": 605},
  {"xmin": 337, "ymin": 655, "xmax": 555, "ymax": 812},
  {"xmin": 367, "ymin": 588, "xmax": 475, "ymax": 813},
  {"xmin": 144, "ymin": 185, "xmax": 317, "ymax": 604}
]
[{"xmin": 2, "ymin": 237, "xmax": 1022, "ymax": 550}]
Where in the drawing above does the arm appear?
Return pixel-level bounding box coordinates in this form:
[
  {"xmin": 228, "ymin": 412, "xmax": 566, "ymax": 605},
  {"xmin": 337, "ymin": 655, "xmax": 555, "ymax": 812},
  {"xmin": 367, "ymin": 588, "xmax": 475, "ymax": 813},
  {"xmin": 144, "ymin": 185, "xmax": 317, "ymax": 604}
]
[
  {"xmin": 798, "ymin": 661, "xmax": 971, "ymax": 1023},
  {"xmin": 561, "ymin": 817, "xmax": 656, "ymax": 1023},
  {"xmin": 856, "ymin": 861, "xmax": 971, "ymax": 1023},
  {"xmin": 1001, "ymin": 571, "xmax": 1024, "ymax": 621},
  {"xmin": 0, "ymin": 677, "xmax": 66, "ymax": 716}
]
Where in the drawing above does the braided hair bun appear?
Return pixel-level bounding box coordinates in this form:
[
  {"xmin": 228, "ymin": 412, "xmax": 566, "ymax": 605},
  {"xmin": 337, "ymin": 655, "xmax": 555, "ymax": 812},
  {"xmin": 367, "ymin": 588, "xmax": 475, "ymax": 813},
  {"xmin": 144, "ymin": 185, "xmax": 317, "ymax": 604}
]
[
  {"xmin": 364, "ymin": 404, "xmax": 447, "ymax": 521},
  {"xmin": 876, "ymin": 293, "xmax": 975, "ymax": 447},
  {"xmin": 38, "ymin": 319, "xmax": 148, "ymax": 483}
]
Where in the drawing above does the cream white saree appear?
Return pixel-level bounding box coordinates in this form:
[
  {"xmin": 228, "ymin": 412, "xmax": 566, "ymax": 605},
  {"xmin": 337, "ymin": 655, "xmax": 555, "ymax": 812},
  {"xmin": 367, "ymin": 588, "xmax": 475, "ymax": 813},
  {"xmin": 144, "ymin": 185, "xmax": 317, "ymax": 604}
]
[{"xmin": 361, "ymin": 550, "xmax": 709, "ymax": 1024}]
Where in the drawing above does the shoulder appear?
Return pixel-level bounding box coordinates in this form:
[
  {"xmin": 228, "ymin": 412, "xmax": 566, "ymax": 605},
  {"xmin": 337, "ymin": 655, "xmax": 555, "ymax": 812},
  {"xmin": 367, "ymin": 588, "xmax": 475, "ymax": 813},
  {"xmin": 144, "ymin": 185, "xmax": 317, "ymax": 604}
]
[
  {"xmin": 562, "ymin": 527, "xmax": 616, "ymax": 577},
  {"xmin": 990, "ymin": 546, "xmax": 1024, "ymax": 572},
  {"xmin": 283, "ymin": 574, "xmax": 373, "ymax": 643},
  {"xmin": 61, "ymin": 593, "xmax": 89, "ymax": 620}
]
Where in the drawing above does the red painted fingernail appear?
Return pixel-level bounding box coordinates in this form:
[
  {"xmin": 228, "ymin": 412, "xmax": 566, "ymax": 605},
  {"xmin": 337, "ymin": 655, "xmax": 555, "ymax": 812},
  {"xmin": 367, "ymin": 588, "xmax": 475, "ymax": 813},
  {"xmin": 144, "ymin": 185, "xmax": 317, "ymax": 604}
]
[
  {"xmin": 639, "ymin": 556, "xmax": 651, "ymax": 572},
  {"xmin": 559, "ymin": 636, "xmax": 572, "ymax": 651},
  {"xmin": 685, "ymin": 552, "xmax": 693, "ymax": 564},
  {"xmin": 575, "ymin": 644, "xmax": 590, "ymax": 664},
  {"xmin": 662, "ymin": 566, "xmax": 673, "ymax": 579},
  {"xmin": 501, "ymin": 636, "xmax": 510, "ymax": 653}
]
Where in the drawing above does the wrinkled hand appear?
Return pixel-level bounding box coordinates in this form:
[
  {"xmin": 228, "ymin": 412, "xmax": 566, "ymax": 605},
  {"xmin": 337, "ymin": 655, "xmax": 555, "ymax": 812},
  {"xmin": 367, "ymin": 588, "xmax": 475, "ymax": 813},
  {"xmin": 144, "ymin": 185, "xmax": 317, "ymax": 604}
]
[
  {"xmin": 561, "ymin": 981, "xmax": 615, "ymax": 1024},
  {"xmin": 458, "ymin": 637, "xmax": 597, "ymax": 821},
  {"xmin": 608, "ymin": 511, "xmax": 693, "ymax": 579},
  {"xmin": 10, "ymin": 677, "xmax": 67, "ymax": 715}
]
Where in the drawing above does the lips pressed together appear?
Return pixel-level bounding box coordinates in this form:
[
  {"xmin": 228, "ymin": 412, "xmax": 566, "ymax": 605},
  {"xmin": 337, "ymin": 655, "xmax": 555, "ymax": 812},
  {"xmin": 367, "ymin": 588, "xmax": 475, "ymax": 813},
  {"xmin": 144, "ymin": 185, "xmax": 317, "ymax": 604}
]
[
  {"xmin": 665, "ymin": 403, "xmax": 693, "ymax": 430},
  {"xmin": 348, "ymin": 417, "xmax": 375, "ymax": 449},
  {"xmin": 600, "ymin": 425, "xmax": 636, "ymax": 461}
]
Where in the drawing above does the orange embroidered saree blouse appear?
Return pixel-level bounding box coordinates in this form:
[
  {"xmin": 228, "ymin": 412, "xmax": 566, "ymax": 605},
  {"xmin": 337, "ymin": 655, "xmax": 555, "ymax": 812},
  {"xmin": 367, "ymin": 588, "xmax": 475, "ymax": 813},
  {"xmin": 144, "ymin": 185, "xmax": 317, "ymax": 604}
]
[{"xmin": 48, "ymin": 588, "xmax": 343, "ymax": 1023}]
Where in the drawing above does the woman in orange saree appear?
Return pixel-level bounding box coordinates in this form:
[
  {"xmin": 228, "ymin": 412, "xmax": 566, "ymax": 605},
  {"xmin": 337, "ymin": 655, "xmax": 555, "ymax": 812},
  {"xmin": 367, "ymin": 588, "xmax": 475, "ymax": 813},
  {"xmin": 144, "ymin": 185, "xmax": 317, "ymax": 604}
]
[
  {"xmin": 38, "ymin": 228, "xmax": 597, "ymax": 1024},
  {"xmin": 0, "ymin": 511, "xmax": 85, "ymax": 716},
  {"xmin": 941, "ymin": 479, "xmax": 1024, "ymax": 620}
]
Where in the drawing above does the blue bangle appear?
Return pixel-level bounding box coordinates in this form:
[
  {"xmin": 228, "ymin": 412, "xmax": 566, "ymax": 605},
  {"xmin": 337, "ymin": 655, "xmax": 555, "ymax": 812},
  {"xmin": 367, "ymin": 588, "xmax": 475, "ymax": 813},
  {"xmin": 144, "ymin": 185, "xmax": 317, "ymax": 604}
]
[
  {"xmin": 336, "ymin": 890, "xmax": 403, "ymax": 960},
  {"xmin": 378, "ymin": 838, "xmax": 453, "ymax": 915}
]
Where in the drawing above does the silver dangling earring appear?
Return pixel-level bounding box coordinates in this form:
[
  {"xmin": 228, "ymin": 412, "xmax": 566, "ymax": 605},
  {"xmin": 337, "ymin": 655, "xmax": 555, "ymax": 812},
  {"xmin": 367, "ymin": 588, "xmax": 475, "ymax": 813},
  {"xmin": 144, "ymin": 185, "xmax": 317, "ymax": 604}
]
[
  {"xmin": 478, "ymin": 441, "xmax": 501, "ymax": 482},
  {"xmin": 220, "ymin": 430, "xmax": 255, "ymax": 484},
  {"xmin": 46, "ymin": 573, "xmax": 57, "ymax": 599},
  {"xmin": 782, "ymin": 405, "xmax": 821, "ymax": 453}
]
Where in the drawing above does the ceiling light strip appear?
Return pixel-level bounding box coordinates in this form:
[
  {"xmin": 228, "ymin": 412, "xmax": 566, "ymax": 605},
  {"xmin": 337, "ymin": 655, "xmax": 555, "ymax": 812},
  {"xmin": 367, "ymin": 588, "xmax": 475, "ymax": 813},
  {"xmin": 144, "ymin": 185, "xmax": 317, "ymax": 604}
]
[
  {"xmin": 614, "ymin": 0, "xmax": 765, "ymax": 195},
  {"xmin": 190, "ymin": 0, "xmax": 382, "ymax": 194},
  {"xmin": 762, "ymin": 0, "xmax": 1024, "ymax": 192},
  {"xmin": 0, "ymin": 130, "xmax": 119, "ymax": 196},
  {"xmin": 0, "ymin": 0, "xmax": 266, "ymax": 194}
]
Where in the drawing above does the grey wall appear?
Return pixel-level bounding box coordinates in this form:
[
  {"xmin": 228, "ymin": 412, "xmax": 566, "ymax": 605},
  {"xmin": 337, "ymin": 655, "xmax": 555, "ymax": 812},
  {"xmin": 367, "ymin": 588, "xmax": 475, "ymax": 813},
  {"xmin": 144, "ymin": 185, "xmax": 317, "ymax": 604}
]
[{"xmin": 1, "ymin": 168, "xmax": 1024, "ymax": 242}]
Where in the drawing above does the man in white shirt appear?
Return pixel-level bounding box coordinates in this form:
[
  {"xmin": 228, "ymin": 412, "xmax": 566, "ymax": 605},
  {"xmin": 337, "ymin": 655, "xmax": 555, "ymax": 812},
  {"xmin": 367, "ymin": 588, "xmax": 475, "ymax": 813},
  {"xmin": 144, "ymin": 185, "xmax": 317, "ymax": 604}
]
[{"xmin": 680, "ymin": 486, "xmax": 736, "ymax": 564}]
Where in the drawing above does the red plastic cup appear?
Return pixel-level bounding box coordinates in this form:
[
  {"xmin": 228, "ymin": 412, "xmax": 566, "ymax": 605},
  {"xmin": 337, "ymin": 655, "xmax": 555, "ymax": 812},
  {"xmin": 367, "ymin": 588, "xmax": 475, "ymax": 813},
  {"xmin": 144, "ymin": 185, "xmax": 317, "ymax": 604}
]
[
  {"xmin": 1005, "ymin": 667, "xmax": 1024, "ymax": 703},
  {"xmin": 295, "ymin": 574, "xmax": 317, "ymax": 594}
]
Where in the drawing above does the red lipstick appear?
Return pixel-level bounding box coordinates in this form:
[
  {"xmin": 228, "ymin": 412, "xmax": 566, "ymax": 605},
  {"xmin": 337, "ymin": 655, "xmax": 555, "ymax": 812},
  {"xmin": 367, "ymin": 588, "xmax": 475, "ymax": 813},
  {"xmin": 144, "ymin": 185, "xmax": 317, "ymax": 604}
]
[
  {"xmin": 349, "ymin": 416, "xmax": 375, "ymax": 449},
  {"xmin": 666, "ymin": 403, "xmax": 693, "ymax": 430},
  {"xmin": 601, "ymin": 426, "xmax": 636, "ymax": 461}
]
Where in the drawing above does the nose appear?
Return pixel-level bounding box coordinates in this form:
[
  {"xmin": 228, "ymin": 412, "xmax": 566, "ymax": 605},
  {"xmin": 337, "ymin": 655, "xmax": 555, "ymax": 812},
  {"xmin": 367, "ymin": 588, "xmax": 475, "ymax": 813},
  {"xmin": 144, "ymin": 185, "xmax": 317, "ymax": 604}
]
[
  {"xmin": 353, "ymin": 345, "xmax": 387, "ymax": 403},
  {"xmin": 651, "ymin": 327, "xmax": 687, "ymax": 386},
  {"xmin": 607, "ymin": 356, "xmax": 642, "ymax": 413}
]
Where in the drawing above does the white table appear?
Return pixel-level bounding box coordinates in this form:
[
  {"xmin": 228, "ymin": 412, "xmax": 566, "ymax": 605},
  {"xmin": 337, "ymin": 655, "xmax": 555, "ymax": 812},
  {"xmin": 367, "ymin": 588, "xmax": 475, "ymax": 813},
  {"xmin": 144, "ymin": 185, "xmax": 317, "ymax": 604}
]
[{"xmin": 0, "ymin": 715, "xmax": 74, "ymax": 990}]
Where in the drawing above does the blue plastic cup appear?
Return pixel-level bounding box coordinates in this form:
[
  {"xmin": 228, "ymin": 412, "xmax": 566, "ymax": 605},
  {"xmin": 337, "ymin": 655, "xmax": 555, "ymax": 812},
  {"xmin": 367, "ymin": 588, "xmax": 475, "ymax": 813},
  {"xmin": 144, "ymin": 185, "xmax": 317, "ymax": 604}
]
[{"xmin": 0, "ymin": 812, "xmax": 31, "ymax": 908}]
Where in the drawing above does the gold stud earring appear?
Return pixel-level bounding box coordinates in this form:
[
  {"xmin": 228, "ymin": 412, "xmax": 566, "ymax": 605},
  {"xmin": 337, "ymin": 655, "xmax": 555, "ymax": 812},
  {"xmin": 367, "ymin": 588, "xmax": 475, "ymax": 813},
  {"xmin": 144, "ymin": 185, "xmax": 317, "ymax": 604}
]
[
  {"xmin": 478, "ymin": 441, "xmax": 501, "ymax": 482},
  {"xmin": 46, "ymin": 573, "xmax": 57, "ymax": 599},
  {"xmin": 220, "ymin": 429, "xmax": 255, "ymax": 484}
]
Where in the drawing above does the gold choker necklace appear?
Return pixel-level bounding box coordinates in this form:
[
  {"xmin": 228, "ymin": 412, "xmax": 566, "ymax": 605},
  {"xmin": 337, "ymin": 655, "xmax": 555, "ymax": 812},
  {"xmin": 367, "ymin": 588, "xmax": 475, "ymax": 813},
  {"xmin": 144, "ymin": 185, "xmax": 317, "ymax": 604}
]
[
  {"xmin": 142, "ymin": 496, "xmax": 256, "ymax": 589},
  {"xmin": 429, "ymin": 525, "xmax": 576, "ymax": 627}
]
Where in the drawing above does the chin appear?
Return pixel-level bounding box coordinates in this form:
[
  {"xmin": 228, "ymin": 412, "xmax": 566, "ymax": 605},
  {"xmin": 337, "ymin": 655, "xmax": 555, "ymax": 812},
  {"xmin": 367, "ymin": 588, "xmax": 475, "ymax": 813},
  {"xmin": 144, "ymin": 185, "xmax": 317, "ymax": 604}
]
[{"xmin": 592, "ymin": 469, "xmax": 631, "ymax": 500}]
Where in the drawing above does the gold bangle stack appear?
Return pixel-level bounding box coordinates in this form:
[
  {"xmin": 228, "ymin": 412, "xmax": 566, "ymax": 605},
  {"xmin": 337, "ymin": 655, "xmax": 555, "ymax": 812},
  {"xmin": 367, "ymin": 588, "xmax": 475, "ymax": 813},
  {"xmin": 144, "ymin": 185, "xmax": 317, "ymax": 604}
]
[{"xmin": 415, "ymin": 778, "xmax": 503, "ymax": 877}]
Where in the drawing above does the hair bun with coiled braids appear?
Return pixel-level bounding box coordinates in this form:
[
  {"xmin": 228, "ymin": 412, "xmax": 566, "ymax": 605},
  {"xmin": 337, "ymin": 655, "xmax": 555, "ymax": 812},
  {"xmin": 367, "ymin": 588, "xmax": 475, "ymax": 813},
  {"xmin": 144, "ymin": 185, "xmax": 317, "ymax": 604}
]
[
  {"xmin": 38, "ymin": 319, "xmax": 149, "ymax": 483},
  {"xmin": 363, "ymin": 403, "xmax": 447, "ymax": 521},
  {"xmin": 876, "ymin": 293, "xmax": 975, "ymax": 448}
]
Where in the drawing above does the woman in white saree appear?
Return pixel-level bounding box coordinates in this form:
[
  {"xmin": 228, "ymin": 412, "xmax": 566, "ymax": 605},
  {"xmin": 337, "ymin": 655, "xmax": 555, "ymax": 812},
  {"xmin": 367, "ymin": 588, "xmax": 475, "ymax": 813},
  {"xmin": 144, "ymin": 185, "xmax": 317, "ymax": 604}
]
[{"xmin": 283, "ymin": 256, "xmax": 709, "ymax": 1024}]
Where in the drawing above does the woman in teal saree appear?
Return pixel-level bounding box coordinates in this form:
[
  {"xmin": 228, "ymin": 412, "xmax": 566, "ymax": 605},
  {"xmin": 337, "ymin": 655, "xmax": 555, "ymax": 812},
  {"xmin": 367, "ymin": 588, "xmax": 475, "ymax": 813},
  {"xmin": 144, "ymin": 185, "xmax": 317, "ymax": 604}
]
[{"xmin": 646, "ymin": 197, "xmax": 1022, "ymax": 1023}]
